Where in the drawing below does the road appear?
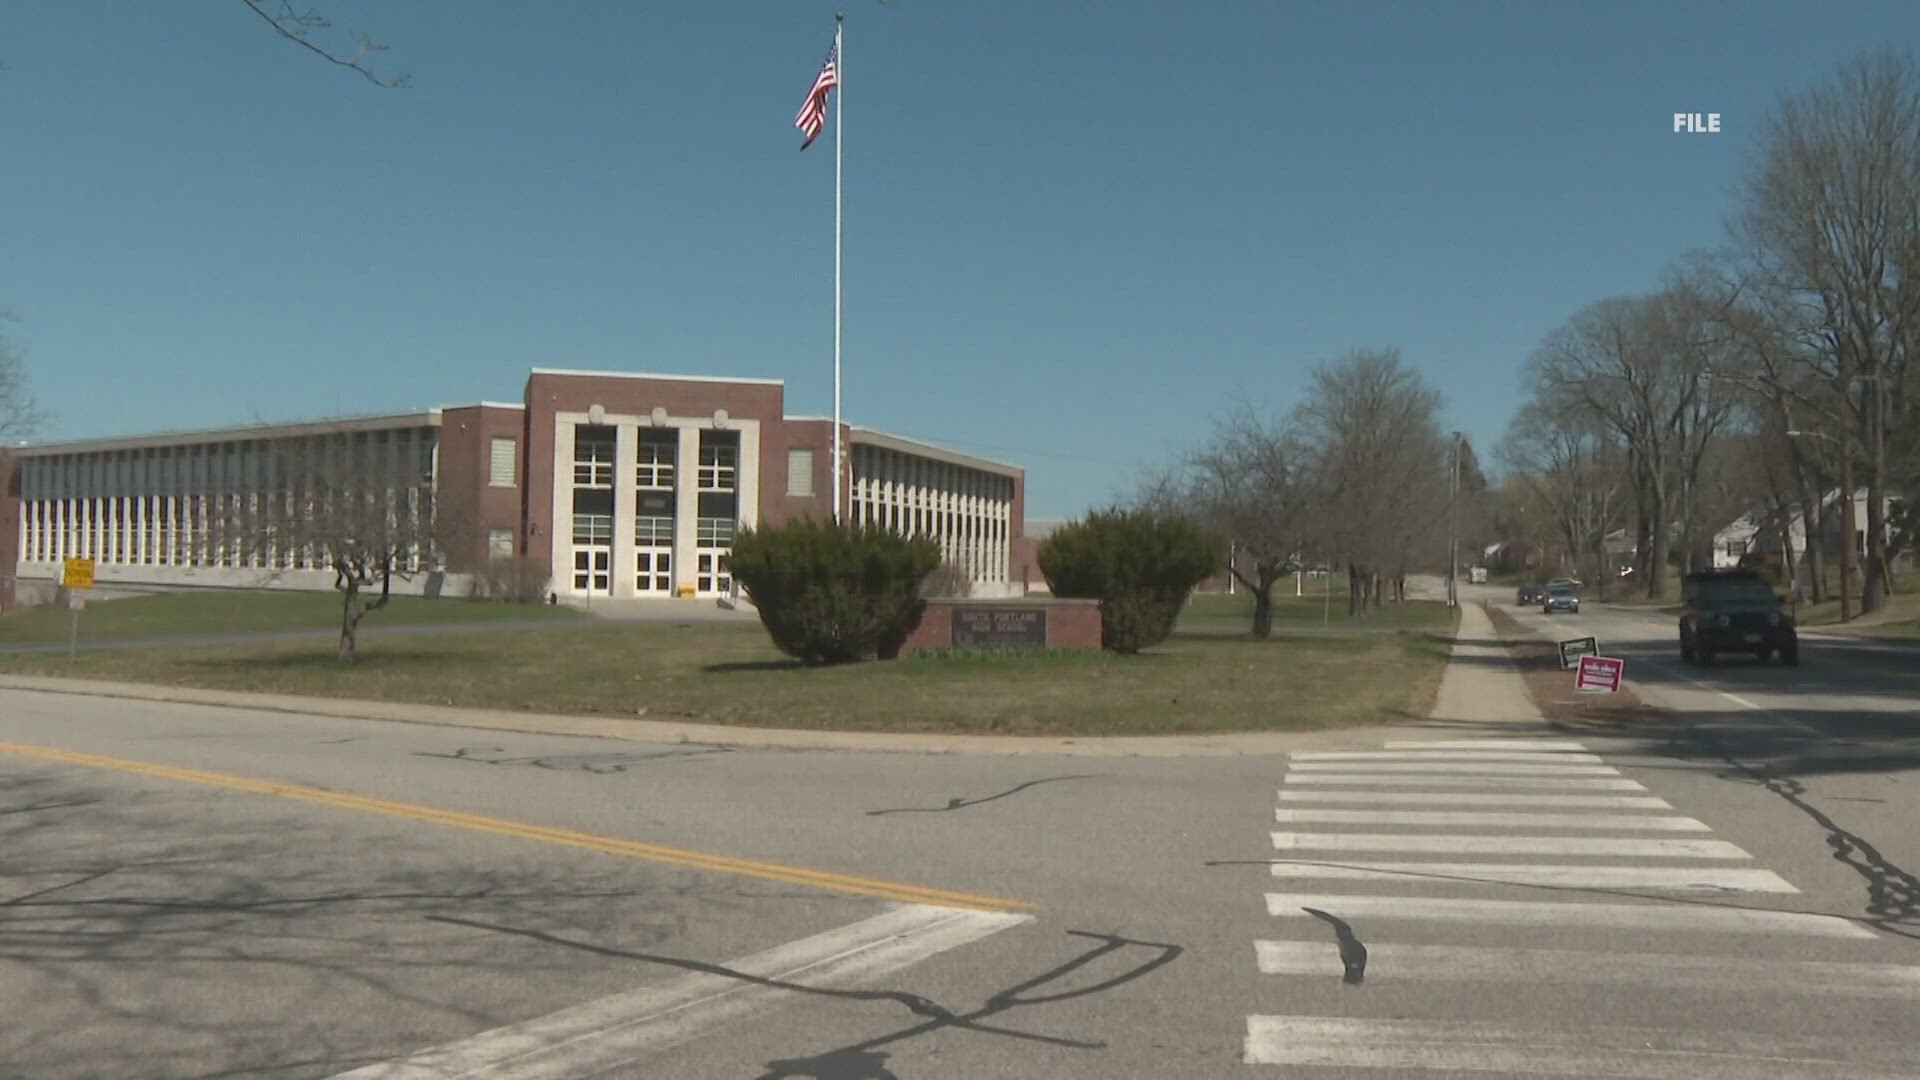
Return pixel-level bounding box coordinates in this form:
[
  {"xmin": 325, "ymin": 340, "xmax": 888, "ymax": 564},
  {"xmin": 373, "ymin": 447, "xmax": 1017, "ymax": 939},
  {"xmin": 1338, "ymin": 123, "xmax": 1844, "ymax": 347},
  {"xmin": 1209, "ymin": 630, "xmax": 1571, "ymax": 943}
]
[{"xmin": 2, "ymin": 594, "xmax": 1918, "ymax": 1078}]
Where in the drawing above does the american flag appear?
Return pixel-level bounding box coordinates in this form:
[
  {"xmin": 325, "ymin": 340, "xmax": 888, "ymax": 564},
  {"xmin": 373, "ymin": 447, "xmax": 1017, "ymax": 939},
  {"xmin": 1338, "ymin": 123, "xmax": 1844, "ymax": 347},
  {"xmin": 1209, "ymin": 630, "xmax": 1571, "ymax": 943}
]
[{"xmin": 794, "ymin": 39, "xmax": 838, "ymax": 150}]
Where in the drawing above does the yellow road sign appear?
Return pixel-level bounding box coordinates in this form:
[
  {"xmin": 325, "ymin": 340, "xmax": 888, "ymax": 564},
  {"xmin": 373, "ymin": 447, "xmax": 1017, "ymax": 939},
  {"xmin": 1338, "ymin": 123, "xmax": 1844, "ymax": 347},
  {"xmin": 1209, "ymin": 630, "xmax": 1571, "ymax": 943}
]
[{"xmin": 62, "ymin": 558, "xmax": 95, "ymax": 590}]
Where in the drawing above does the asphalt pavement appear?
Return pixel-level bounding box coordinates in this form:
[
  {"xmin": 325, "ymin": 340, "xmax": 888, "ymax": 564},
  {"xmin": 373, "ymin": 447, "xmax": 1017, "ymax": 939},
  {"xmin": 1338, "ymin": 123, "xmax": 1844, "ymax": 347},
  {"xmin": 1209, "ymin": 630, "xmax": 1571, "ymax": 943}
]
[{"xmin": 1, "ymin": 589, "xmax": 1916, "ymax": 1078}]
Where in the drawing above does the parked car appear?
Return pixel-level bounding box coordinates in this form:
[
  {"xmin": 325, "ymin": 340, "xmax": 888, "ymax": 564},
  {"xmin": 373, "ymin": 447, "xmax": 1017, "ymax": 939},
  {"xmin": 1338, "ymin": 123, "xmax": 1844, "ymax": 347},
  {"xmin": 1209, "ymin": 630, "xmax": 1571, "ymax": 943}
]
[
  {"xmin": 1679, "ymin": 570, "xmax": 1798, "ymax": 664},
  {"xmin": 1517, "ymin": 581, "xmax": 1546, "ymax": 605},
  {"xmin": 1542, "ymin": 584, "xmax": 1580, "ymax": 614}
]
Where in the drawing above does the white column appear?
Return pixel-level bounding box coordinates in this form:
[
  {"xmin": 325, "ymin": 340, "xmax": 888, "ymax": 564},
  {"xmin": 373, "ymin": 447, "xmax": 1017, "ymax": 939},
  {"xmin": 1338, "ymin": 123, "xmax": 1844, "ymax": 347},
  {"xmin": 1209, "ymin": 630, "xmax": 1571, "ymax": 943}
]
[
  {"xmin": 613, "ymin": 422, "xmax": 638, "ymax": 599},
  {"xmin": 674, "ymin": 425, "xmax": 701, "ymax": 595},
  {"xmin": 551, "ymin": 417, "xmax": 576, "ymax": 595},
  {"xmin": 737, "ymin": 420, "xmax": 761, "ymax": 531}
]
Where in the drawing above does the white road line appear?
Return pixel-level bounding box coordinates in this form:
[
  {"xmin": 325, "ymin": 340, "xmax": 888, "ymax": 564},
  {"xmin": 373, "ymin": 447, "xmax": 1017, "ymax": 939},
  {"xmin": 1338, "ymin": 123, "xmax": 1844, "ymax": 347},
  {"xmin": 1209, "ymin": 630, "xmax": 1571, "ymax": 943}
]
[
  {"xmin": 1269, "ymin": 832, "xmax": 1747, "ymax": 858},
  {"xmin": 1273, "ymin": 808, "xmax": 1711, "ymax": 832},
  {"xmin": 1287, "ymin": 762, "xmax": 1621, "ymax": 776},
  {"xmin": 1289, "ymin": 750, "xmax": 1606, "ymax": 763},
  {"xmin": 1279, "ymin": 789, "xmax": 1673, "ymax": 808},
  {"xmin": 1383, "ymin": 739, "xmax": 1590, "ymax": 751},
  {"xmin": 1284, "ymin": 773, "xmax": 1649, "ymax": 791},
  {"xmin": 1265, "ymin": 891, "xmax": 1874, "ymax": 937},
  {"xmin": 1243, "ymin": 1016, "xmax": 1916, "ymax": 1077},
  {"xmin": 1253, "ymin": 941, "xmax": 1920, "ymax": 998},
  {"xmin": 327, "ymin": 904, "xmax": 1031, "ymax": 1080},
  {"xmin": 1267, "ymin": 861, "xmax": 1799, "ymax": 893}
]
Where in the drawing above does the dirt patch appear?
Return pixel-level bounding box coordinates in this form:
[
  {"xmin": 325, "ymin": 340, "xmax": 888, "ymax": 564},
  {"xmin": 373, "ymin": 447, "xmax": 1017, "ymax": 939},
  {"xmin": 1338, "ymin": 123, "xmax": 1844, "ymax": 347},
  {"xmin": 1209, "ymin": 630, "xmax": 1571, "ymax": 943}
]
[{"xmin": 1484, "ymin": 607, "xmax": 1669, "ymax": 729}]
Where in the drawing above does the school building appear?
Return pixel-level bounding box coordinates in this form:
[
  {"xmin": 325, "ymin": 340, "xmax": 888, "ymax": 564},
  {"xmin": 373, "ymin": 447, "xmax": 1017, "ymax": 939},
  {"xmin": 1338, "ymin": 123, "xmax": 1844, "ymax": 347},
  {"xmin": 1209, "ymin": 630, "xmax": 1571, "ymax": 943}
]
[{"xmin": 0, "ymin": 369, "xmax": 1028, "ymax": 609}]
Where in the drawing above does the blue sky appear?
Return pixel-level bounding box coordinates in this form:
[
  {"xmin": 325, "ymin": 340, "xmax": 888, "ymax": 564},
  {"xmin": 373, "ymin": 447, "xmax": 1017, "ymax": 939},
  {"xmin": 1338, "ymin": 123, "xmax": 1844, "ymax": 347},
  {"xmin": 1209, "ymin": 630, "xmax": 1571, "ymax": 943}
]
[{"xmin": 3, "ymin": 1, "xmax": 1914, "ymax": 519}]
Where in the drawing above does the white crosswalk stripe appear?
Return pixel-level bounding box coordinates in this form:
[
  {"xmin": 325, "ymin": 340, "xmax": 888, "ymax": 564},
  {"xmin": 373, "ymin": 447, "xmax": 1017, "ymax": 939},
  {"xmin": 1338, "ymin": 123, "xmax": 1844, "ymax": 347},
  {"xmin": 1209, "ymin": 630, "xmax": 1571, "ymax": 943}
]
[
  {"xmin": 1289, "ymin": 750, "xmax": 1608, "ymax": 763},
  {"xmin": 1273, "ymin": 808, "xmax": 1709, "ymax": 830},
  {"xmin": 1278, "ymin": 789, "xmax": 1674, "ymax": 808},
  {"xmin": 1240, "ymin": 737, "xmax": 1915, "ymax": 1075},
  {"xmin": 1253, "ymin": 941, "xmax": 1920, "ymax": 997},
  {"xmin": 1262, "ymin": 892, "xmax": 1875, "ymax": 937},
  {"xmin": 1266, "ymin": 860, "xmax": 1799, "ymax": 892},
  {"xmin": 1286, "ymin": 761, "xmax": 1622, "ymax": 775},
  {"xmin": 1243, "ymin": 1016, "xmax": 1918, "ymax": 1077},
  {"xmin": 1283, "ymin": 772, "xmax": 1648, "ymax": 790},
  {"xmin": 1269, "ymin": 831, "xmax": 1748, "ymax": 857}
]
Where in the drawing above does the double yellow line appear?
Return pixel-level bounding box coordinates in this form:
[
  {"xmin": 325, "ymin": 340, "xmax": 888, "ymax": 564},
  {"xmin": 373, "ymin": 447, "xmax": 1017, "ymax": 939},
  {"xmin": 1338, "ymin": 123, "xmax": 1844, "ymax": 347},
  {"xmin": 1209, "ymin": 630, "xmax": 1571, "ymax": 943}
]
[{"xmin": 0, "ymin": 741, "xmax": 1034, "ymax": 914}]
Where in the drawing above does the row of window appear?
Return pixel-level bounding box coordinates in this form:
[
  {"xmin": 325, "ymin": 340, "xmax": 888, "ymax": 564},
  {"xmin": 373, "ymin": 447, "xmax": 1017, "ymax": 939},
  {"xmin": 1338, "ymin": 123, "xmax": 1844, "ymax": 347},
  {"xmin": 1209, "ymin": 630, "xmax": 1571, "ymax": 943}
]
[
  {"xmin": 849, "ymin": 445, "xmax": 1014, "ymax": 583},
  {"xmin": 19, "ymin": 430, "xmax": 439, "ymax": 501},
  {"xmin": 569, "ymin": 515, "xmax": 736, "ymax": 548},
  {"xmin": 572, "ymin": 427, "xmax": 738, "ymax": 493},
  {"xmin": 18, "ymin": 495, "xmax": 427, "ymax": 572}
]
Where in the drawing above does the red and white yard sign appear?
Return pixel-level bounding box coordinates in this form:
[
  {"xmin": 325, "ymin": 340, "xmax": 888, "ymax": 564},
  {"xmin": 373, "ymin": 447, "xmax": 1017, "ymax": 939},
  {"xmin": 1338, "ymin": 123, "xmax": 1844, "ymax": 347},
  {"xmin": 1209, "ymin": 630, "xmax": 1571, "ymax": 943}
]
[{"xmin": 1575, "ymin": 655, "xmax": 1624, "ymax": 694}]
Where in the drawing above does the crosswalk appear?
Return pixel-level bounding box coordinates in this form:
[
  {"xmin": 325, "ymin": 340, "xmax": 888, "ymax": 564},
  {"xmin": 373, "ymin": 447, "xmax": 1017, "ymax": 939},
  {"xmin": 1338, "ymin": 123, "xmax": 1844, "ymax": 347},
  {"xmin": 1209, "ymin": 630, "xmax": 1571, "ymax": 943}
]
[{"xmin": 1244, "ymin": 737, "xmax": 1919, "ymax": 1076}]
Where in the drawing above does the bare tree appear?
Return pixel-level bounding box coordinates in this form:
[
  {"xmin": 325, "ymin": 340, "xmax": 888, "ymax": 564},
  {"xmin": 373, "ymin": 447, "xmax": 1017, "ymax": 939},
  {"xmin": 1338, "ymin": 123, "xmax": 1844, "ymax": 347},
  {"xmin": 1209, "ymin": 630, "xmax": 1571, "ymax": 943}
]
[
  {"xmin": 1524, "ymin": 287, "xmax": 1742, "ymax": 599},
  {"xmin": 1737, "ymin": 49, "xmax": 1920, "ymax": 612},
  {"xmin": 226, "ymin": 431, "xmax": 462, "ymax": 661},
  {"xmin": 1499, "ymin": 406, "xmax": 1630, "ymax": 599},
  {"xmin": 1291, "ymin": 348, "xmax": 1450, "ymax": 615},
  {"xmin": 240, "ymin": 0, "xmax": 411, "ymax": 86},
  {"xmin": 1147, "ymin": 409, "xmax": 1312, "ymax": 637},
  {"xmin": 0, "ymin": 330, "xmax": 43, "ymax": 445}
]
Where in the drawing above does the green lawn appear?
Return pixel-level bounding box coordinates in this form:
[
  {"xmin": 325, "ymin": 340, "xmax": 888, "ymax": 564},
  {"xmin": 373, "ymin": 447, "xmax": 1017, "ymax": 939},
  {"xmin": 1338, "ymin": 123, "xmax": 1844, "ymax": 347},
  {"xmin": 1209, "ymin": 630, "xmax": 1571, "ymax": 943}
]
[
  {"xmin": 1178, "ymin": 586, "xmax": 1456, "ymax": 636},
  {"xmin": 1791, "ymin": 572, "xmax": 1920, "ymax": 636},
  {"xmin": 0, "ymin": 589, "xmax": 582, "ymax": 645},
  {"xmin": 0, "ymin": 617, "xmax": 1457, "ymax": 737}
]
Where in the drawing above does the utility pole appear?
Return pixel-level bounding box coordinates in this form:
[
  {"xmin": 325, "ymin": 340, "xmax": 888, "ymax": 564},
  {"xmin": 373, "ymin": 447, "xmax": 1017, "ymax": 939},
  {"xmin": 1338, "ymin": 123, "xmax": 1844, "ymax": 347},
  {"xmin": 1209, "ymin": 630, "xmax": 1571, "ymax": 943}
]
[{"xmin": 1447, "ymin": 432, "xmax": 1462, "ymax": 608}]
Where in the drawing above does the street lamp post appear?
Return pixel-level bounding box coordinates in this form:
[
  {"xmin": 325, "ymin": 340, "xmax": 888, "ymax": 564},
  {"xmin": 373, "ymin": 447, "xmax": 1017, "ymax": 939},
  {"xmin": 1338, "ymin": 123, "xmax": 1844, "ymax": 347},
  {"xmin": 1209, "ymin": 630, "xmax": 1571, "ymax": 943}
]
[
  {"xmin": 1447, "ymin": 432, "xmax": 1463, "ymax": 609},
  {"xmin": 1786, "ymin": 430, "xmax": 1854, "ymax": 624}
]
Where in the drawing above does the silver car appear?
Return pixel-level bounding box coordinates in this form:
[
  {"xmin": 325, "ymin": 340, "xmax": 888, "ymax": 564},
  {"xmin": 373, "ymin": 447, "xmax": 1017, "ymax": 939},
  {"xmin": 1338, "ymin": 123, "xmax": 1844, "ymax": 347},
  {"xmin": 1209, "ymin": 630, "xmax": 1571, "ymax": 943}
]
[{"xmin": 1543, "ymin": 585, "xmax": 1580, "ymax": 614}]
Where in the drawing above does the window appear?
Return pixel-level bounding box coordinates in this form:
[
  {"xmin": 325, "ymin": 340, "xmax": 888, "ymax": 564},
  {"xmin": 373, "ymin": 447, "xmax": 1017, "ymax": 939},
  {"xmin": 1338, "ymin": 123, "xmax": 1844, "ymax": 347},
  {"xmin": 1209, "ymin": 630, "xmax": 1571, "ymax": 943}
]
[
  {"xmin": 573, "ymin": 426, "xmax": 615, "ymax": 488},
  {"xmin": 698, "ymin": 435, "xmax": 738, "ymax": 492},
  {"xmin": 697, "ymin": 517, "xmax": 736, "ymax": 547},
  {"xmin": 637, "ymin": 431, "xmax": 676, "ymax": 489},
  {"xmin": 489, "ymin": 528, "xmax": 515, "ymax": 559},
  {"xmin": 636, "ymin": 516, "xmax": 674, "ymax": 545},
  {"xmin": 787, "ymin": 448, "xmax": 815, "ymax": 496},
  {"xmin": 489, "ymin": 438, "xmax": 517, "ymax": 488},
  {"xmin": 572, "ymin": 514, "xmax": 613, "ymax": 545}
]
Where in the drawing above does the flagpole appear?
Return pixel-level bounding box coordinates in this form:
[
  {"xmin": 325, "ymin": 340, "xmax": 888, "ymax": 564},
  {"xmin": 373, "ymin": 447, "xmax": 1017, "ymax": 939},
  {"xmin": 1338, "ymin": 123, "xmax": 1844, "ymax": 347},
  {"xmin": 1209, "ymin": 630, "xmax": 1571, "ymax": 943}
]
[{"xmin": 832, "ymin": 12, "xmax": 845, "ymax": 525}]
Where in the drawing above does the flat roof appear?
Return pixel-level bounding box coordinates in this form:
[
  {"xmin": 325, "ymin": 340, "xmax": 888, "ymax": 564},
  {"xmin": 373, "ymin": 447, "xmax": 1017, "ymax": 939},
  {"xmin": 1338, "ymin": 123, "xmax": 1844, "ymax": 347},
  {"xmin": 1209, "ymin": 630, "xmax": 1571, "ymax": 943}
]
[
  {"xmin": 11, "ymin": 409, "xmax": 442, "ymax": 457},
  {"xmin": 849, "ymin": 425, "xmax": 1023, "ymax": 477},
  {"xmin": 529, "ymin": 368, "xmax": 784, "ymax": 387},
  {"xmin": 441, "ymin": 401, "xmax": 527, "ymax": 411}
]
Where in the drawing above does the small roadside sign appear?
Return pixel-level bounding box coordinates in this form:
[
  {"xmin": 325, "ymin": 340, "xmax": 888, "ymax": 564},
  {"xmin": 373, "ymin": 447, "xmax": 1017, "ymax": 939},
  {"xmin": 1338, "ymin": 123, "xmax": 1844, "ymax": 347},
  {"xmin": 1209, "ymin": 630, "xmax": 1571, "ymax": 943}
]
[
  {"xmin": 1558, "ymin": 636, "xmax": 1599, "ymax": 670},
  {"xmin": 1576, "ymin": 655, "xmax": 1625, "ymax": 694},
  {"xmin": 62, "ymin": 557, "xmax": 96, "ymax": 590}
]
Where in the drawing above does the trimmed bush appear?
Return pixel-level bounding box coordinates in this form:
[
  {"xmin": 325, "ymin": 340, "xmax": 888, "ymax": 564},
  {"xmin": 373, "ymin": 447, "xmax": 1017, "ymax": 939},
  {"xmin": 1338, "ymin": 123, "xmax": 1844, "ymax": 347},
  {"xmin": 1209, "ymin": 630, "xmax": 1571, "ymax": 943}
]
[
  {"xmin": 728, "ymin": 521, "xmax": 942, "ymax": 664},
  {"xmin": 1038, "ymin": 508, "xmax": 1223, "ymax": 653}
]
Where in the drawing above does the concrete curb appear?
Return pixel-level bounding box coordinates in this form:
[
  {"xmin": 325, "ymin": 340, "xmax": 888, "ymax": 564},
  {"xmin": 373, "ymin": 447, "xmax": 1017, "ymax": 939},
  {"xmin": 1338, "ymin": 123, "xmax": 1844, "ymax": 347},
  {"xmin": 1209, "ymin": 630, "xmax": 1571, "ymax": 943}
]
[{"xmin": 0, "ymin": 673, "xmax": 1461, "ymax": 758}]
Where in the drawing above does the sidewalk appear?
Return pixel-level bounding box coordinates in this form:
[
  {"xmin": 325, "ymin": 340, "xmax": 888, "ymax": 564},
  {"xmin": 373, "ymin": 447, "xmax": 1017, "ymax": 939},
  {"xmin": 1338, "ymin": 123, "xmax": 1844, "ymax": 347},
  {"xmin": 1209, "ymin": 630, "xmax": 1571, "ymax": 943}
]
[{"xmin": 1427, "ymin": 601, "xmax": 1545, "ymax": 726}]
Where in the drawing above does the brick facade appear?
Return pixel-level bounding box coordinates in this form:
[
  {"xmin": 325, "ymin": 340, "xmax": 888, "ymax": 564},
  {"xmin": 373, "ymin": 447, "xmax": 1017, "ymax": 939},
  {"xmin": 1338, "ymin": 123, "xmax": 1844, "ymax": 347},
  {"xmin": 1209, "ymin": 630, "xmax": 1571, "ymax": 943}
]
[
  {"xmin": 435, "ymin": 404, "xmax": 531, "ymax": 570},
  {"xmin": 0, "ymin": 449, "xmax": 17, "ymax": 611}
]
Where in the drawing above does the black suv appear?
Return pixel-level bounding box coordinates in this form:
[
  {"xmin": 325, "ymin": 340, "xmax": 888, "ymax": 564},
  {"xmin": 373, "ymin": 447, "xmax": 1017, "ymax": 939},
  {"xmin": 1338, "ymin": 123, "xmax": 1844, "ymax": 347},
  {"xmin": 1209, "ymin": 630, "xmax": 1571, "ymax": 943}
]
[
  {"xmin": 1517, "ymin": 581, "xmax": 1545, "ymax": 605},
  {"xmin": 1679, "ymin": 570, "xmax": 1798, "ymax": 664}
]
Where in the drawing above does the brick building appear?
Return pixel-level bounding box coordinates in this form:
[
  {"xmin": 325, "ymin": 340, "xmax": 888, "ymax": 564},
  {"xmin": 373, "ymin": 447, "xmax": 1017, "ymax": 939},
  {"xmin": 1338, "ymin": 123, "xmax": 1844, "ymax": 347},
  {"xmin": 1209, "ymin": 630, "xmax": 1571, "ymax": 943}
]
[{"xmin": 1, "ymin": 369, "xmax": 1026, "ymax": 609}]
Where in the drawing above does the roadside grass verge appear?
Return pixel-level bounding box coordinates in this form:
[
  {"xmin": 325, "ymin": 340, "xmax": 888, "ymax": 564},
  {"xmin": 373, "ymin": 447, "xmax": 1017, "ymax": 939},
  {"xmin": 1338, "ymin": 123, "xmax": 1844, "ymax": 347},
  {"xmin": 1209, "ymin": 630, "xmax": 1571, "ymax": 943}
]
[
  {"xmin": 1178, "ymin": 589, "xmax": 1455, "ymax": 636},
  {"xmin": 1484, "ymin": 607, "xmax": 1666, "ymax": 727},
  {"xmin": 0, "ymin": 616, "xmax": 1457, "ymax": 737},
  {"xmin": 0, "ymin": 589, "xmax": 581, "ymax": 645}
]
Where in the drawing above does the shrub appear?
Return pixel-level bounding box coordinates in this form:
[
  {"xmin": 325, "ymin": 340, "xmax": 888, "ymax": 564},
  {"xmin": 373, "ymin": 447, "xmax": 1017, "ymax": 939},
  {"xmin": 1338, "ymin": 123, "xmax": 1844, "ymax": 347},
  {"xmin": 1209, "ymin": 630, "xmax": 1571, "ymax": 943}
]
[
  {"xmin": 729, "ymin": 521, "xmax": 942, "ymax": 664},
  {"xmin": 919, "ymin": 561, "xmax": 975, "ymax": 599},
  {"xmin": 467, "ymin": 556, "xmax": 553, "ymax": 603},
  {"xmin": 1039, "ymin": 508, "xmax": 1222, "ymax": 653}
]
